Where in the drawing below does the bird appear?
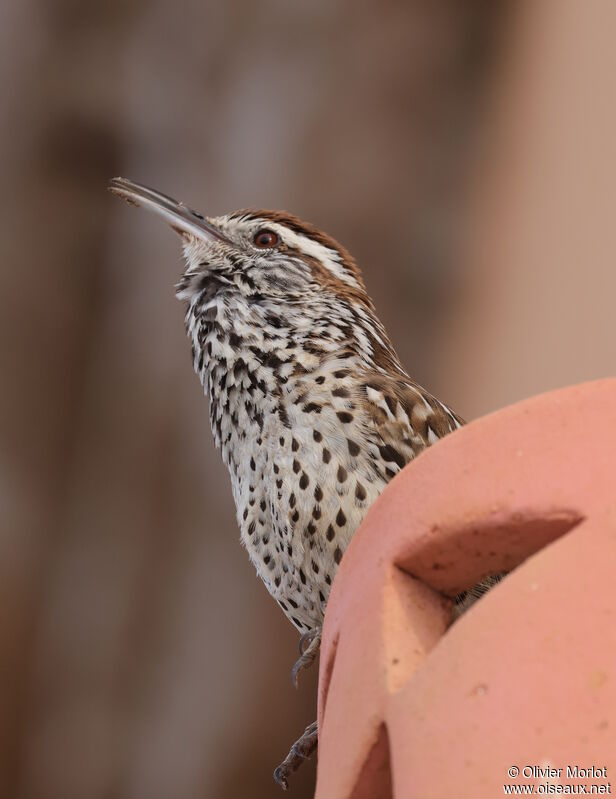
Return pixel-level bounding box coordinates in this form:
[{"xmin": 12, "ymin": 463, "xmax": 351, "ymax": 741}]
[{"xmin": 109, "ymin": 177, "xmax": 466, "ymax": 789}]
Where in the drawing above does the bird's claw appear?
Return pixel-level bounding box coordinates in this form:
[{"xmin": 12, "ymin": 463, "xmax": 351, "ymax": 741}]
[{"xmin": 273, "ymin": 720, "xmax": 318, "ymax": 790}]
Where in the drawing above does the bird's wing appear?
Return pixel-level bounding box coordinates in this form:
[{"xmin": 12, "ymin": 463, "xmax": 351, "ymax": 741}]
[{"xmin": 360, "ymin": 372, "xmax": 463, "ymax": 479}]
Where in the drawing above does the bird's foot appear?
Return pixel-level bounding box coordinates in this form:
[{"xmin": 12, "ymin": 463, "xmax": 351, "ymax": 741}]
[
  {"xmin": 273, "ymin": 719, "xmax": 318, "ymax": 790},
  {"xmin": 291, "ymin": 628, "xmax": 321, "ymax": 688}
]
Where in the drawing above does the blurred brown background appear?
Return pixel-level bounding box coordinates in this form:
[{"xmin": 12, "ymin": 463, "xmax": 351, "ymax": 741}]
[{"xmin": 2, "ymin": 1, "xmax": 615, "ymax": 797}]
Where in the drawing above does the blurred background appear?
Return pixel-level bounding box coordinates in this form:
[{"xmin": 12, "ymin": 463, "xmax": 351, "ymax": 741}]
[{"xmin": 2, "ymin": 0, "xmax": 615, "ymax": 797}]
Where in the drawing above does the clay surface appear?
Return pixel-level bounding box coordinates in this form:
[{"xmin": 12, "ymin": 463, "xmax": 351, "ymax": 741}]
[{"xmin": 316, "ymin": 379, "xmax": 616, "ymax": 798}]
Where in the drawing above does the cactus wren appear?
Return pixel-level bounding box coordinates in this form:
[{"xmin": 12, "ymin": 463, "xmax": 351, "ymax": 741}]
[{"xmin": 110, "ymin": 178, "xmax": 465, "ymax": 788}]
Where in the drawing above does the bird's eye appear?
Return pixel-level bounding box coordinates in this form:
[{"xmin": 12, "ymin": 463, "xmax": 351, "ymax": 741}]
[{"xmin": 253, "ymin": 229, "xmax": 279, "ymax": 249}]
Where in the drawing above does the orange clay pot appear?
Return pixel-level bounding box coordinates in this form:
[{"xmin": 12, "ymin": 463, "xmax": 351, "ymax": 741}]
[{"xmin": 316, "ymin": 379, "xmax": 616, "ymax": 799}]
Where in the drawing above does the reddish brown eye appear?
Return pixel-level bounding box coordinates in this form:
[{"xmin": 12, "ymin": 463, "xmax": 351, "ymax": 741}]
[{"xmin": 253, "ymin": 229, "xmax": 279, "ymax": 249}]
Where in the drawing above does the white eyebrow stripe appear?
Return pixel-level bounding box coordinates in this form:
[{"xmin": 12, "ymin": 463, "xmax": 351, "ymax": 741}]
[{"xmin": 266, "ymin": 222, "xmax": 362, "ymax": 289}]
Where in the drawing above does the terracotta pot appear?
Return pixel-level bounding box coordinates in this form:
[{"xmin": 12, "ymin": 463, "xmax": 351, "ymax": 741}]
[{"xmin": 316, "ymin": 379, "xmax": 616, "ymax": 798}]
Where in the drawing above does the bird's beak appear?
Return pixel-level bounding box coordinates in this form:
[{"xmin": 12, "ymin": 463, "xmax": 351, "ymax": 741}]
[{"xmin": 108, "ymin": 177, "xmax": 231, "ymax": 245}]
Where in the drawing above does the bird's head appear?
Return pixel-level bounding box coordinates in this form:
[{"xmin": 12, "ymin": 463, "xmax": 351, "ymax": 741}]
[{"xmin": 109, "ymin": 178, "xmax": 372, "ymax": 315}]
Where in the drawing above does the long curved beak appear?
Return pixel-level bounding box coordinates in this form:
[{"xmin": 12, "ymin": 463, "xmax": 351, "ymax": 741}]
[{"xmin": 108, "ymin": 177, "xmax": 231, "ymax": 244}]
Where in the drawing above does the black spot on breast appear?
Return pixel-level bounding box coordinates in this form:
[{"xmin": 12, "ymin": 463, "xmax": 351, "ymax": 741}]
[
  {"xmin": 289, "ymin": 492, "xmax": 296, "ymax": 508},
  {"xmin": 332, "ymin": 387, "xmax": 350, "ymax": 398},
  {"xmin": 277, "ymin": 403, "xmax": 291, "ymax": 428},
  {"xmin": 337, "ymin": 465, "xmax": 348, "ymax": 483},
  {"xmin": 322, "ymin": 448, "xmax": 331, "ymax": 464},
  {"xmin": 337, "ymin": 411, "xmax": 354, "ymax": 423},
  {"xmin": 247, "ymin": 521, "xmax": 256, "ymax": 536},
  {"xmin": 326, "ymin": 525, "xmax": 335, "ymax": 541},
  {"xmin": 273, "ymin": 463, "xmax": 280, "ymax": 474},
  {"xmin": 288, "ymin": 598, "xmax": 298, "ymax": 609},
  {"xmin": 250, "ymin": 457, "xmax": 256, "ymax": 471},
  {"xmin": 315, "ymin": 375, "xmax": 326, "ymax": 384},
  {"xmin": 334, "ymin": 547, "xmax": 342, "ymax": 564},
  {"xmin": 314, "ymin": 485, "xmax": 323, "ymax": 502},
  {"xmin": 293, "ymin": 459, "xmax": 301, "ymax": 474},
  {"xmin": 312, "ymin": 506, "xmax": 322, "ymax": 520},
  {"xmin": 304, "ymin": 341, "xmax": 326, "ymax": 357},
  {"xmin": 313, "ymin": 430, "xmax": 323, "ymax": 442},
  {"xmin": 334, "ymin": 369, "xmax": 349, "ymax": 379},
  {"xmin": 291, "ymin": 510, "xmax": 299, "ymax": 523},
  {"xmin": 303, "ymin": 402, "xmax": 321, "ymax": 414},
  {"xmin": 264, "ymin": 351, "xmax": 283, "ymax": 369},
  {"xmin": 355, "ymin": 482, "xmax": 367, "ymax": 501},
  {"xmin": 306, "ymin": 521, "xmax": 316, "ymax": 535},
  {"xmin": 292, "ymin": 437, "xmax": 299, "ymax": 452},
  {"xmin": 266, "ymin": 313, "xmax": 283, "ymax": 328},
  {"xmin": 312, "ymin": 560, "xmax": 320, "ymax": 574},
  {"xmin": 347, "ymin": 439, "xmax": 360, "ymax": 457},
  {"xmin": 336, "ymin": 509, "xmax": 346, "ymax": 527},
  {"xmin": 299, "ymin": 472, "xmax": 309, "ymax": 490},
  {"xmin": 299, "ymin": 569, "xmax": 306, "ymax": 584}
]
